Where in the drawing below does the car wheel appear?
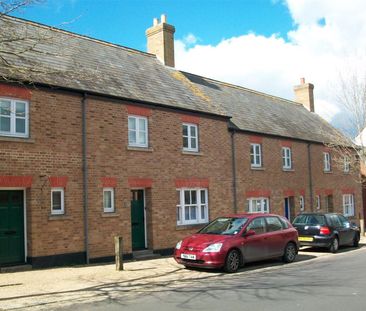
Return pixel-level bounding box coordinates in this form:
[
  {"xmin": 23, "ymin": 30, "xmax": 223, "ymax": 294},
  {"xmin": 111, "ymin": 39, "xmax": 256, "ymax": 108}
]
[
  {"xmin": 353, "ymin": 234, "xmax": 360, "ymax": 248},
  {"xmin": 224, "ymin": 249, "xmax": 240, "ymax": 273},
  {"xmin": 282, "ymin": 242, "xmax": 297, "ymax": 263},
  {"xmin": 329, "ymin": 237, "xmax": 339, "ymax": 253}
]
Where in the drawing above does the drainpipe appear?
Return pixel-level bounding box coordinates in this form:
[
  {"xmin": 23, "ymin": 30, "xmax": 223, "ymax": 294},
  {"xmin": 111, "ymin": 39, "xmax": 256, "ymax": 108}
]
[
  {"xmin": 231, "ymin": 130, "xmax": 238, "ymax": 213},
  {"xmin": 307, "ymin": 143, "xmax": 314, "ymax": 211},
  {"xmin": 82, "ymin": 93, "xmax": 89, "ymax": 264}
]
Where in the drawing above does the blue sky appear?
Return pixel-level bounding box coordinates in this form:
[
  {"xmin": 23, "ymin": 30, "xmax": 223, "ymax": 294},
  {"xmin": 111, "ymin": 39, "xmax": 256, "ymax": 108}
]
[
  {"xmin": 11, "ymin": 0, "xmax": 366, "ymax": 137},
  {"xmin": 14, "ymin": 0, "xmax": 293, "ymax": 51}
]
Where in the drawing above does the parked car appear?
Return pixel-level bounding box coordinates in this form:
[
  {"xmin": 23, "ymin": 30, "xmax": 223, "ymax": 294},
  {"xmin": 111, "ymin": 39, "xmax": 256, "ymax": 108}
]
[
  {"xmin": 174, "ymin": 213, "xmax": 299, "ymax": 273},
  {"xmin": 292, "ymin": 212, "xmax": 360, "ymax": 253}
]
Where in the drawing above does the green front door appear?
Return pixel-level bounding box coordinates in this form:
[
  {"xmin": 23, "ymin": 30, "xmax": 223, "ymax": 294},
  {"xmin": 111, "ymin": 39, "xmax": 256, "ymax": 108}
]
[
  {"xmin": 0, "ymin": 190, "xmax": 25, "ymax": 265},
  {"xmin": 131, "ymin": 190, "xmax": 145, "ymax": 250}
]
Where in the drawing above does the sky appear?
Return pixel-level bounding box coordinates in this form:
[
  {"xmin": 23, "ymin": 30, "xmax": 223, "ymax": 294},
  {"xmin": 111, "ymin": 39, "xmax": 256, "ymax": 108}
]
[{"xmin": 12, "ymin": 0, "xmax": 366, "ymax": 137}]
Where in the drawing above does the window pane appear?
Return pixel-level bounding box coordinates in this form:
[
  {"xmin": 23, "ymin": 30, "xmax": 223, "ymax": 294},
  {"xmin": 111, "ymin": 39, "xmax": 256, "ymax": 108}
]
[
  {"xmin": 0, "ymin": 116, "xmax": 10, "ymax": 132},
  {"xmin": 191, "ymin": 190, "xmax": 197, "ymax": 204},
  {"xmin": 184, "ymin": 190, "xmax": 190, "ymax": 204},
  {"xmin": 52, "ymin": 191, "xmax": 62, "ymax": 210},
  {"xmin": 250, "ymin": 154, "xmax": 255, "ymax": 164},
  {"xmin": 0, "ymin": 101, "xmax": 10, "ymax": 116},
  {"xmin": 200, "ymin": 190, "xmax": 206, "ymax": 203},
  {"xmin": 185, "ymin": 207, "xmax": 190, "ymax": 220},
  {"xmin": 190, "ymin": 125, "xmax": 196, "ymax": 137},
  {"xmin": 177, "ymin": 206, "xmax": 181, "ymax": 221},
  {"xmin": 190, "ymin": 206, "xmax": 197, "ymax": 220},
  {"xmin": 201, "ymin": 205, "xmax": 205, "ymax": 219},
  {"xmin": 138, "ymin": 131, "xmax": 146, "ymax": 145},
  {"xmin": 191, "ymin": 137, "xmax": 197, "ymax": 149},
  {"xmin": 16, "ymin": 118, "xmax": 25, "ymax": 133},
  {"xmin": 139, "ymin": 118, "xmax": 146, "ymax": 131},
  {"xmin": 182, "ymin": 125, "xmax": 188, "ymax": 136},
  {"xmin": 104, "ymin": 191, "xmax": 112, "ymax": 208},
  {"xmin": 128, "ymin": 130, "xmax": 136, "ymax": 144},
  {"xmin": 183, "ymin": 136, "xmax": 189, "ymax": 148},
  {"xmin": 15, "ymin": 102, "xmax": 26, "ymax": 117},
  {"xmin": 128, "ymin": 117, "xmax": 136, "ymax": 130}
]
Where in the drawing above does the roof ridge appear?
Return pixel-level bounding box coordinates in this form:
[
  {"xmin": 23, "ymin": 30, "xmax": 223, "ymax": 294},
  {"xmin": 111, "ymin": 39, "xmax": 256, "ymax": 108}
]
[
  {"xmin": 3, "ymin": 14, "xmax": 155, "ymax": 58},
  {"xmin": 178, "ymin": 69, "xmax": 302, "ymax": 107}
]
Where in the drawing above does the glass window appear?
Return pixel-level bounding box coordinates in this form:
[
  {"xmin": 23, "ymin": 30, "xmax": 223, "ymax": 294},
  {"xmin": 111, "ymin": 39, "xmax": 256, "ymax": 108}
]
[
  {"xmin": 128, "ymin": 116, "xmax": 148, "ymax": 147},
  {"xmin": 182, "ymin": 123, "xmax": 199, "ymax": 152},
  {"xmin": 343, "ymin": 194, "xmax": 354, "ymax": 217},
  {"xmin": 282, "ymin": 147, "xmax": 292, "ymax": 169},
  {"xmin": 316, "ymin": 195, "xmax": 321, "ymax": 209},
  {"xmin": 266, "ymin": 216, "xmax": 283, "ymax": 232},
  {"xmin": 176, "ymin": 188, "xmax": 208, "ymax": 225},
  {"xmin": 199, "ymin": 217, "xmax": 248, "ymax": 235},
  {"xmin": 0, "ymin": 98, "xmax": 29, "ymax": 137},
  {"xmin": 103, "ymin": 188, "xmax": 115, "ymax": 213},
  {"xmin": 247, "ymin": 197, "xmax": 269, "ymax": 213},
  {"xmin": 344, "ymin": 156, "xmax": 350, "ymax": 173},
  {"xmin": 51, "ymin": 188, "xmax": 64, "ymax": 215},
  {"xmin": 323, "ymin": 152, "xmax": 331, "ymax": 172},
  {"xmin": 247, "ymin": 217, "xmax": 266, "ymax": 235},
  {"xmin": 299, "ymin": 196, "xmax": 305, "ymax": 211},
  {"xmin": 250, "ymin": 143, "xmax": 262, "ymax": 167}
]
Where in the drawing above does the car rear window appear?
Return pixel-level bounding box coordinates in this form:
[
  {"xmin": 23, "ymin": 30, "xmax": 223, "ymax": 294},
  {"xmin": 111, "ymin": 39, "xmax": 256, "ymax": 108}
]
[{"xmin": 293, "ymin": 214, "xmax": 326, "ymax": 226}]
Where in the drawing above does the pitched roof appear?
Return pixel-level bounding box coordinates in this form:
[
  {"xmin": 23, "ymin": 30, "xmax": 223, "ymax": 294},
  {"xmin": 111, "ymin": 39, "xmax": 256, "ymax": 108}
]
[{"xmin": 0, "ymin": 15, "xmax": 346, "ymax": 144}]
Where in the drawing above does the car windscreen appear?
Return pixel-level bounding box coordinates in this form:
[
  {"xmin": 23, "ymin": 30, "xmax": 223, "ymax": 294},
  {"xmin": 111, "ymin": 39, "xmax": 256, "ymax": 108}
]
[
  {"xmin": 199, "ymin": 217, "xmax": 248, "ymax": 235},
  {"xmin": 293, "ymin": 214, "xmax": 326, "ymax": 226}
]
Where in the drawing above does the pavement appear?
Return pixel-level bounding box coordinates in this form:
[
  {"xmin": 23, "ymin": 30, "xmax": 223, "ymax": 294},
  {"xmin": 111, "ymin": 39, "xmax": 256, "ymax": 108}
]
[{"xmin": 0, "ymin": 236, "xmax": 365, "ymax": 311}]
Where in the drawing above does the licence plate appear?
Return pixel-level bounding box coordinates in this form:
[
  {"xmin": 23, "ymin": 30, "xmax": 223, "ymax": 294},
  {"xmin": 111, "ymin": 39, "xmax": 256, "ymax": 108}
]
[
  {"xmin": 299, "ymin": 236, "xmax": 314, "ymax": 242},
  {"xmin": 181, "ymin": 253, "xmax": 196, "ymax": 260}
]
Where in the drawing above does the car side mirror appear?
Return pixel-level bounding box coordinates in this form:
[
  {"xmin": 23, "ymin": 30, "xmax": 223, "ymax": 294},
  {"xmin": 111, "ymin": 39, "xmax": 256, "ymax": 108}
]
[{"xmin": 244, "ymin": 229, "xmax": 256, "ymax": 237}]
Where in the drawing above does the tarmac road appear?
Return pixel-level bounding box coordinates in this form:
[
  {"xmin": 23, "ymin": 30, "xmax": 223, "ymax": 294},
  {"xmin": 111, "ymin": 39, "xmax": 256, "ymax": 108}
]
[{"xmin": 1, "ymin": 242, "xmax": 365, "ymax": 311}]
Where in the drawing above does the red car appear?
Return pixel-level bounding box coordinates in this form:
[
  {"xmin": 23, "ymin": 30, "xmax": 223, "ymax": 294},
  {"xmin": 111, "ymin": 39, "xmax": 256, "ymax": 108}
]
[{"xmin": 174, "ymin": 213, "xmax": 299, "ymax": 273}]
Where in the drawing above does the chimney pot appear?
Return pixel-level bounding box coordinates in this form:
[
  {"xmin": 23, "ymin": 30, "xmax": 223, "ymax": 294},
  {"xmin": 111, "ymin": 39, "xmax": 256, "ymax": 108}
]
[
  {"xmin": 300, "ymin": 77, "xmax": 305, "ymax": 84},
  {"xmin": 153, "ymin": 18, "xmax": 158, "ymax": 26},
  {"xmin": 161, "ymin": 14, "xmax": 167, "ymax": 23}
]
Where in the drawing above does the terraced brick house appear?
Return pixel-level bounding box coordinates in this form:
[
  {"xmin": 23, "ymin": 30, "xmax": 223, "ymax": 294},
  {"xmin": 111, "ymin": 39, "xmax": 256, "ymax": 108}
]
[{"xmin": 0, "ymin": 15, "xmax": 363, "ymax": 268}]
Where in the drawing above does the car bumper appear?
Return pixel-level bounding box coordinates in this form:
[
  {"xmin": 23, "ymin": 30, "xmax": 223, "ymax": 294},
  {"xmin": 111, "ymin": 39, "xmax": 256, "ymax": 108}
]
[
  {"xmin": 174, "ymin": 250, "xmax": 225, "ymax": 269},
  {"xmin": 299, "ymin": 236, "xmax": 333, "ymax": 248}
]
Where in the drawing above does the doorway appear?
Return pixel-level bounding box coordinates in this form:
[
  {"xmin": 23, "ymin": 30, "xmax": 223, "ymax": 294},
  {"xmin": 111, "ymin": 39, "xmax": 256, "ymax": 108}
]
[
  {"xmin": 131, "ymin": 189, "xmax": 146, "ymax": 250},
  {"xmin": 284, "ymin": 196, "xmax": 295, "ymax": 222},
  {"xmin": 0, "ymin": 190, "xmax": 25, "ymax": 265}
]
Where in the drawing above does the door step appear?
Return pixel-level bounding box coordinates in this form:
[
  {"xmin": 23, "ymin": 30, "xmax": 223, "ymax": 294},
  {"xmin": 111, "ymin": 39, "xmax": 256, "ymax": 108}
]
[
  {"xmin": 0, "ymin": 264, "xmax": 32, "ymax": 273},
  {"xmin": 132, "ymin": 249, "xmax": 161, "ymax": 260}
]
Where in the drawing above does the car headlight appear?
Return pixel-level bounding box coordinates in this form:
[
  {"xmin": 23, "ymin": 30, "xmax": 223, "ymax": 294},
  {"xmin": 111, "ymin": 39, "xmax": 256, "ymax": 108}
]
[
  {"xmin": 176, "ymin": 240, "xmax": 182, "ymax": 250},
  {"xmin": 202, "ymin": 243, "xmax": 223, "ymax": 253}
]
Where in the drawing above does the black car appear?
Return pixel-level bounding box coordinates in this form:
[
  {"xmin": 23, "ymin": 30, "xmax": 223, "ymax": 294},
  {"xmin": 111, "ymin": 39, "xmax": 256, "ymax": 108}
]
[{"xmin": 292, "ymin": 213, "xmax": 360, "ymax": 253}]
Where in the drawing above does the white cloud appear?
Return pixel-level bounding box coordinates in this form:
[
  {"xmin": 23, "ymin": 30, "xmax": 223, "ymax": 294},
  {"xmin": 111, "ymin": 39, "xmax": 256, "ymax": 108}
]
[{"xmin": 174, "ymin": 0, "xmax": 366, "ymax": 137}]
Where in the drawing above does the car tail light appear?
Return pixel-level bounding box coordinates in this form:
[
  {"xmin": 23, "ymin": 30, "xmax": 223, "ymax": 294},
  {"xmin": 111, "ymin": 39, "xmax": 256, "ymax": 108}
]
[{"xmin": 320, "ymin": 226, "xmax": 331, "ymax": 235}]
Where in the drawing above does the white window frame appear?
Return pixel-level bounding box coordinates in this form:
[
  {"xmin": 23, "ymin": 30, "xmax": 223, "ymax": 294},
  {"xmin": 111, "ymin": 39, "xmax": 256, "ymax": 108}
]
[
  {"xmin": 247, "ymin": 197, "xmax": 270, "ymax": 213},
  {"xmin": 176, "ymin": 188, "xmax": 208, "ymax": 225},
  {"xmin": 250, "ymin": 143, "xmax": 262, "ymax": 168},
  {"xmin": 103, "ymin": 187, "xmax": 115, "ymax": 213},
  {"xmin": 323, "ymin": 152, "xmax": 331, "ymax": 172},
  {"xmin": 343, "ymin": 194, "xmax": 355, "ymax": 217},
  {"xmin": 316, "ymin": 195, "xmax": 321, "ymax": 209},
  {"xmin": 51, "ymin": 188, "xmax": 65, "ymax": 215},
  {"xmin": 299, "ymin": 196, "xmax": 305, "ymax": 211},
  {"xmin": 344, "ymin": 156, "xmax": 350, "ymax": 173},
  {"xmin": 182, "ymin": 123, "xmax": 199, "ymax": 152},
  {"xmin": 128, "ymin": 115, "xmax": 148, "ymax": 147},
  {"xmin": 282, "ymin": 147, "xmax": 292, "ymax": 169},
  {"xmin": 0, "ymin": 97, "xmax": 29, "ymax": 138}
]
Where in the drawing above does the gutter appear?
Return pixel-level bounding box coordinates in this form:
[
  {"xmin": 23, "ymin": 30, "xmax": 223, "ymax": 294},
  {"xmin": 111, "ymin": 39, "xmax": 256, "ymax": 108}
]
[
  {"xmin": 231, "ymin": 130, "xmax": 238, "ymax": 213},
  {"xmin": 307, "ymin": 143, "xmax": 314, "ymax": 211},
  {"xmin": 81, "ymin": 93, "xmax": 89, "ymax": 264}
]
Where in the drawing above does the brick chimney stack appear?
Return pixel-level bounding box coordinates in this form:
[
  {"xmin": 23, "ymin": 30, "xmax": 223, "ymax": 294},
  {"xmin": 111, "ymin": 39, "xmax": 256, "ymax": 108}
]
[
  {"xmin": 146, "ymin": 14, "xmax": 175, "ymax": 67},
  {"xmin": 293, "ymin": 78, "xmax": 315, "ymax": 112}
]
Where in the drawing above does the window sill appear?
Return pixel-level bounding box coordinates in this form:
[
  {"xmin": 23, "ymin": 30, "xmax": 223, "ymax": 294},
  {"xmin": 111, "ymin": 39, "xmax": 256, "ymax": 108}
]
[
  {"xmin": 127, "ymin": 146, "xmax": 153, "ymax": 152},
  {"xmin": 176, "ymin": 223, "xmax": 207, "ymax": 231},
  {"xmin": 0, "ymin": 136, "xmax": 35, "ymax": 143},
  {"xmin": 48, "ymin": 214, "xmax": 70, "ymax": 221},
  {"xmin": 283, "ymin": 169, "xmax": 295, "ymax": 172},
  {"xmin": 251, "ymin": 167, "xmax": 265, "ymax": 171},
  {"xmin": 323, "ymin": 171, "xmax": 333, "ymax": 174},
  {"xmin": 182, "ymin": 150, "xmax": 203, "ymax": 156},
  {"xmin": 101, "ymin": 212, "xmax": 120, "ymax": 218}
]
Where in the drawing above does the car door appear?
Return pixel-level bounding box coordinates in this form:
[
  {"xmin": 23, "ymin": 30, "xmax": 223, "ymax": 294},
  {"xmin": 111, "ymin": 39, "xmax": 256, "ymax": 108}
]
[
  {"xmin": 337, "ymin": 215, "xmax": 355, "ymax": 245},
  {"xmin": 241, "ymin": 217, "xmax": 268, "ymax": 262},
  {"xmin": 265, "ymin": 216, "xmax": 287, "ymax": 257}
]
